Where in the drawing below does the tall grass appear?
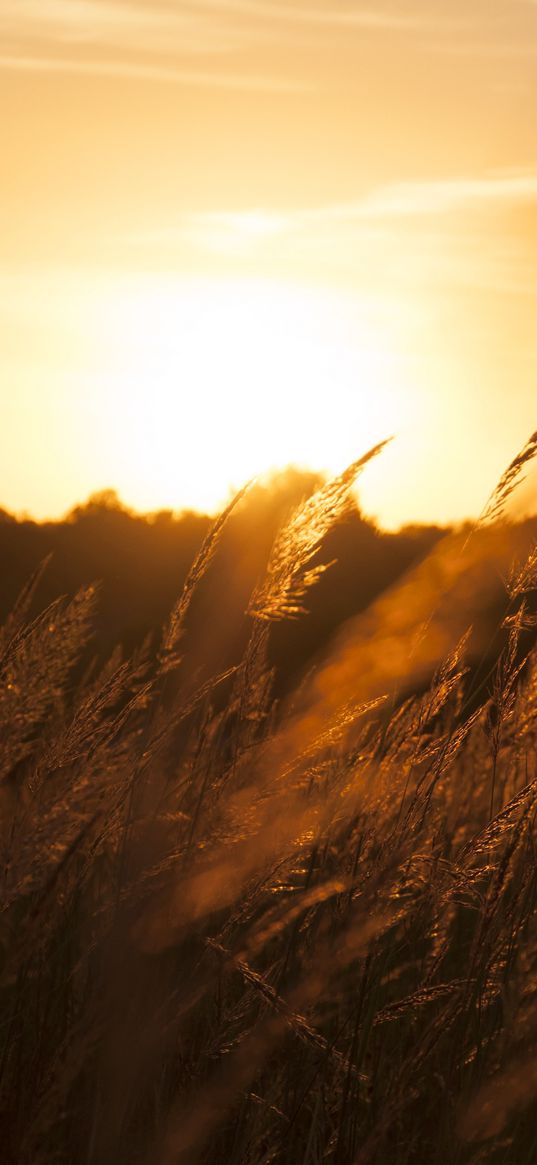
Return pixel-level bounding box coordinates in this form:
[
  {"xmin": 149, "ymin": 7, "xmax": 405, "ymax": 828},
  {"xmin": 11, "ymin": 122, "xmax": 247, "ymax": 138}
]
[{"xmin": 1, "ymin": 440, "xmax": 537, "ymax": 1165}]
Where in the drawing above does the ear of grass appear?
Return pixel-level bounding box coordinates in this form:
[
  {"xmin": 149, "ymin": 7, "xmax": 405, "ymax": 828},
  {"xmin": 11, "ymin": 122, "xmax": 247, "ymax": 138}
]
[
  {"xmin": 0, "ymin": 554, "xmax": 52, "ymax": 660},
  {"xmin": 481, "ymin": 429, "xmax": 537, "ymax": 526},
  {"xmin": 0, "ymin": 584, "xmax": 99, "ymax": 782},
  {"xmin": 249, "ymin": 439, "xmax": 392, "ymax": 622},
  {"xmin": 160, "ymin": 481, "xmax": 252, "ymax": 673}
]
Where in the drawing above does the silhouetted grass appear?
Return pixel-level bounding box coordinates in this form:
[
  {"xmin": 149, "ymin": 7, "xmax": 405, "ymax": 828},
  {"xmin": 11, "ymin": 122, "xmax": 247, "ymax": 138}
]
[{"xmin": 1, "ymin": 439, "xmax": 537, "ymax": 1165}]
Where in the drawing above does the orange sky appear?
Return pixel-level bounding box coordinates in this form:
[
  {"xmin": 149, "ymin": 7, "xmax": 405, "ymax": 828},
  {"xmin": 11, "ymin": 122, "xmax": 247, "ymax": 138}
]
[{"xmin": 1, "ymin": 1, "xmax": 536, "ymax": 527}]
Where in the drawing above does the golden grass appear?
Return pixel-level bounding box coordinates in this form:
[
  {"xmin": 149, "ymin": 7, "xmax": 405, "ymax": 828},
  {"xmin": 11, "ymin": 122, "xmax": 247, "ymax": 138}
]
[{"xmin": 1, "ymin": 438, "xmax": 537, "ymax": 1165}]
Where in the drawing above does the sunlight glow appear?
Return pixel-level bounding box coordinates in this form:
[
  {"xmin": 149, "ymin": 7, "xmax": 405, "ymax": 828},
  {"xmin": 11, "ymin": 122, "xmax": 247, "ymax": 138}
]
[{"xmin": 97, "ymin": 278, "xmax": 410, "ymax": 514}]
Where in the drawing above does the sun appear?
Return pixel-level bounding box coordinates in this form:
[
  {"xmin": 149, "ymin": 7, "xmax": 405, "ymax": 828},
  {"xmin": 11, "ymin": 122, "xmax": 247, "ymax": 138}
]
[{"xmin": 96, "ymin": 276, "xmax": 407, "ymax": 514}]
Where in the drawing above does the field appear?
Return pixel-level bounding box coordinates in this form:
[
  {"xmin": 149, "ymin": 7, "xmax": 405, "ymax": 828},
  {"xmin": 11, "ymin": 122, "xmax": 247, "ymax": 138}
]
[{"xmin": 1, "ymin": 438, "xmax": 537, "ymax": 1165}]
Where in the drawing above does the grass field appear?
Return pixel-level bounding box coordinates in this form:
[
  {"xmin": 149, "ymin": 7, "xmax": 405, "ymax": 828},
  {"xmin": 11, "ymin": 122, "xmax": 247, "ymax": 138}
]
[{"xmin": 1, "ymin": 438, "xmax": 537, "ymax": 1165}]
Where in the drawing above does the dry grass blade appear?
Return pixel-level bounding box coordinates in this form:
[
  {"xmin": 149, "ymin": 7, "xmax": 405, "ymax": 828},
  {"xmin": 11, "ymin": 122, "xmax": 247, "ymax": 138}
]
[
  {"xmin": 249, "ymin": 439, "xmax": 392, "ymax": 621},
  {"xmin": 373, "ymin": 979, "xmax": 469, "ymax": 1025},
  {"xmin": 161, "ymin": 479, "xmax": 253, "ymax": 670},
  {"xmin": 0, "ymin": 584, "xmax": 98, "ymax": 781},
  {"xmin": 0, "ymin": 554, "xmax": 52, "ymax": 660},
  {"xmin": 481, "ymin": 429, "xmax": 537, "ymax": 525}
]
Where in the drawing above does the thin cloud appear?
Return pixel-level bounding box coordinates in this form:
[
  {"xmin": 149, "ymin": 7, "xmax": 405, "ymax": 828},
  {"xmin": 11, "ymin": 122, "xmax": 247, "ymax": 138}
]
[
  {"xmin": 2, "ymin": 0, "xmax": 425, "ymax": 36},
  {"xmin": 0, "ymin": 0, "xmax": 518, "ymax": 86},
  {"xmin": 196, "ymin": 0, "xmax": 424, "ymax": 30},
  {"xmin": 353, "ymin": 174, "xmax": 537, "ymax": 218},
  {"xmin": 309, "ymin": 172, "xmax": 537, "ymax": 222},
  {"xmin": 0, "ymin": 53, "xmax": 307, "ymax": 91},
  {"xmin": 123, "ymin": 174, "xmax": 537, "ymax": 299},
  {"xmin": 131, "ymin": 173, "xmax": 537, "ymax": 248},
  {"xmin": 286, "ymin": 174, "xmax": 537, "ymax": 223},
  {"xmin": 2, "ymin": 0, "xmax": 533, "ymax": 65},
  {"xmin": 0, "ymin": 0, "xmax": 434, "ymax": 68},
  {"xmin": 0, "ymin": 1, "xmax": 249, "ymax": 55},
  {"xmin": 0, "ymin": 0, "xmax": 327, "ymax": 85},
  {"xmin": 2, "ymin": 0, "xmax": 154, "ymax": 37}
]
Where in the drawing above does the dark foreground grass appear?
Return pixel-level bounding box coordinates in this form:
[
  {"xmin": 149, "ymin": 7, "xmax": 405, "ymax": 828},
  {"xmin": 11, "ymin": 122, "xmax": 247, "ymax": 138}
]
[{"xmin": 1, "ymin": 442, "xmax": 537, "ymax": 1165}]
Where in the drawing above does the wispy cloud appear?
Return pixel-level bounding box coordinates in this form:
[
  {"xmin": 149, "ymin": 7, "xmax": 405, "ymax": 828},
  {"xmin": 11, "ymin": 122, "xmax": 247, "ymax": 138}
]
[
  {"xmin": 195, "ymin": 0, "xmax": 423, "ymax": 30},
  {"xmin": 350, "ymin": 173, "xmax": 537, "ymax": 218},
  {"xmin": 3, "ymin": 0, "xmax": 155, "ymax": 40},
  {"xmin": 1, "ymin": 0, "xmax": 424, "ymax": 39},
  {"xmin": 0, "ymin": 0, "xmax": 250, "ymax": 55},
  {"xmin": 132, "ymin": 172, "xmax": 537, "ymax": 248},
  {"xmin": 0, "ymin": 0, "xmax": 433, "ymax": 89},
  {"xmin": 2, "ymin": 0, "xmax": 531, "ymax": 88},
  {"xmin": 0, "ymin": 53, "xmax": 308, "ymax": 91},
  {"xmin": 123, "ymin": 172, "xmax": 537, "ymax": 298},
  {"xmin": 0, "ymin": 0, "xmax": 313, "ymax": 87}
]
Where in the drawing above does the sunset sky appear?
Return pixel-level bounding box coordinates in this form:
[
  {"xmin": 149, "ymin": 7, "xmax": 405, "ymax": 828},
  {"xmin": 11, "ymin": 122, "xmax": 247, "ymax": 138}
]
[{"xmin": 1, "ymin": 0, "xmax": 536, "ymax": 527}]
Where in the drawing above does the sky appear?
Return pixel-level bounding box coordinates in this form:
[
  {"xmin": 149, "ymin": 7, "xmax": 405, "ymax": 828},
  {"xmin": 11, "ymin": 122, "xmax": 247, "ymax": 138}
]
[{"xmin": 1, "ymin": 0, "xmax": 537, "ymax": 527}]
